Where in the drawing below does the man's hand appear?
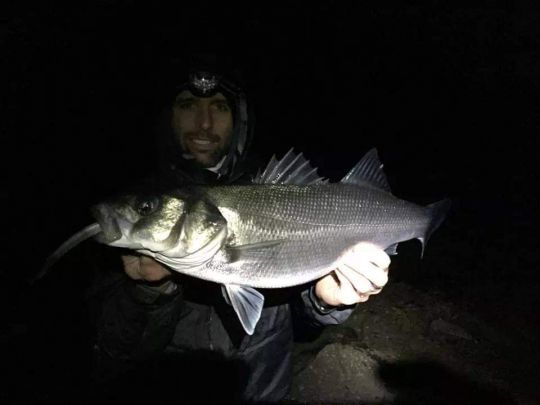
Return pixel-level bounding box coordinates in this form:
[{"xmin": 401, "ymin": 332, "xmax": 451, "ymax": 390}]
[
  {"xmin": 315, "ymin": 242, "xmax": 390, "ymax": 307},
  {"xmin": 122, "ymin": 255, "xmax": 172, "ymax": 282}
]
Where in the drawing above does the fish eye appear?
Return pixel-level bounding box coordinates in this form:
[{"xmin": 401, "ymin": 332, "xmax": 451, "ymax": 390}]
[{"xmin": 136, "ymin": 197, "xmax": 159, "ymax": 216}]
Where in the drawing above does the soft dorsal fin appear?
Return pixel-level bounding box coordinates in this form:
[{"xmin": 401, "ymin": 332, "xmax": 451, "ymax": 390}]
[
  {"xmin": 341, "ymin": 148, "xmax": 391, "ymax": 192},
  {"xmin": 252, "ymin": 148, "xmax": 326, "ymax": 185}
]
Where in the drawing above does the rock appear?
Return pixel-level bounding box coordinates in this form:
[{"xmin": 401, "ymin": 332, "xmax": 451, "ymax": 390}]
[
  {"xmin": 287, "ymin": 343, "xmax": 394, "ymax": 404},
  {"xmin": 429, "ymin": 318, "xmax": 474, "ymax": 341}
]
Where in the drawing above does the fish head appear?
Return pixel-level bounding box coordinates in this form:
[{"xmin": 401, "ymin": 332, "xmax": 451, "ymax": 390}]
[
  {"xmin": 91, "ymin": 189, "xmax": 227, "ymax": 258},
  {"xmin": 91, "ymin": 192, "xmax": 186, "ymax": 252}
]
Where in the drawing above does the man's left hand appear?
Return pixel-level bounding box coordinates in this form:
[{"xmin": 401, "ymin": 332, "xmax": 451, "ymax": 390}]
[{"xmin": 315, "ymin": 242, "xmax": 390, "ymax": 307}]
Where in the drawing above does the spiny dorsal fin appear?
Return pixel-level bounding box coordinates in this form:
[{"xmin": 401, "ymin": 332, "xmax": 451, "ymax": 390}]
[
  {"xmin": 341, "ymin": 148, "xmax": 391, "ymax": 192},
  {"xmin": 252, "ymin": 148, "xmax": 326, "ymax": 185}
]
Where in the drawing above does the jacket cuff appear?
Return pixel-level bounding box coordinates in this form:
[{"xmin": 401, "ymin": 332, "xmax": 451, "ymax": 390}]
[
  {"xmin": 129, "ymin": 279, "xmax": 179, "ymax": 305},
  {"xmin": 308, "ymin": 285, "xmax": 339, "ymax": 315}
]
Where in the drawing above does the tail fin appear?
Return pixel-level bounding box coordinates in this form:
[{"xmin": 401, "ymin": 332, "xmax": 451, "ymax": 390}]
[{"xmin": 419, "ymin": 198, "xmax": 452, "ymax": 257}]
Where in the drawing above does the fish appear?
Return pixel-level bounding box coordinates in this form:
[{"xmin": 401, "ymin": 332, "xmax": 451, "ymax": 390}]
[{"xmin": 34, "ymin": 148, "xmax": 451, "ymax": 335}]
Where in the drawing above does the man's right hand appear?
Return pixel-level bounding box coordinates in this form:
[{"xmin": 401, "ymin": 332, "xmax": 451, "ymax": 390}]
[{"xmin": 121, "ymin": 255, "xmax": 172, "ymax": 282}]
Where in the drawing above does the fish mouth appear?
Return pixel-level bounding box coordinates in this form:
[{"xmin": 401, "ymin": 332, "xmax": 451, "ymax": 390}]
[{"xmin": 90, "ymin": 204, "xmax": 122, "ymax": 244}]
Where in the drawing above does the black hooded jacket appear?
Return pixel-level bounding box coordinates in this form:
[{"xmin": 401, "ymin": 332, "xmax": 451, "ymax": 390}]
[{"xmin": 88, "ymin": 59, "xmax": 356, "ymax": 404}]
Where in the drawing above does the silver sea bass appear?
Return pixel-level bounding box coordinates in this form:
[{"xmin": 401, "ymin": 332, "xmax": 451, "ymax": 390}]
[{"xmin": 37, "ymin": 148, "xmax": 451, "ymax": 335}]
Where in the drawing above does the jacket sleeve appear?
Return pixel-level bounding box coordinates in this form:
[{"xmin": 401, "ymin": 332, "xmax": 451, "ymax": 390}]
[
  {"xmin": 86, "ymin": 255, "xmax": 183, "ymax": 381},
  {"xmin": 291, "ymin": 284, "xmax": 357, "ymax": 328}
]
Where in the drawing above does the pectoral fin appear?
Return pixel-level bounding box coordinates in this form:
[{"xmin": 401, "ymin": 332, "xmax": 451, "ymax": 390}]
[
  {"xmin": 223, "ymin": 284, "xmax": 264, "ymax": 335},
  {"xmin": 226, "ymin": 240, "xmax": 285, "ymax": 262}
]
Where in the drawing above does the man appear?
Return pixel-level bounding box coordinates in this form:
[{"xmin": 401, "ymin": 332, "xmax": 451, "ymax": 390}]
[{"xmin": 91, "ymin": 62, "xmax": 390, "ymax": 403}]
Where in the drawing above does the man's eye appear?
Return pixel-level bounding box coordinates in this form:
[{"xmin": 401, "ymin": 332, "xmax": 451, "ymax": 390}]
[
  {"xmin": 177, "ymin": 102, "xmax": 195, "ymax": 110},
  {"xmin": 214, "ymin": 102, "xmax": 231, "ymax": 112}
]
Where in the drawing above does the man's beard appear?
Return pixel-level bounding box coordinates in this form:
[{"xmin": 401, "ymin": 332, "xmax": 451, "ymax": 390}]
[{"xmin": 193, "ymin": 147, "xmax": 226, "ymax": 168}]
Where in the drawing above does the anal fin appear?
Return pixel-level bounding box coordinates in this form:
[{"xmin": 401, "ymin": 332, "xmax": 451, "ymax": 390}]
[{"xmin": 224, "ymin": 284, "xmax": 264, "ymax": 335}]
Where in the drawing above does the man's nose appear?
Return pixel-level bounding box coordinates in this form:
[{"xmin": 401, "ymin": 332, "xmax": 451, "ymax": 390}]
[{"xmin": 197, "ymin": 106, "xmax": 212, "ymax": 130}]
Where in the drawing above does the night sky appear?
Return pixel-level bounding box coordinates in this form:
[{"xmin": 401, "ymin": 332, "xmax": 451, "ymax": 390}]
[
  {"xmin": 2, "ymin": 2, "xmax": 539, "ymax": 401},
  {"xmin": 5, "ymin": 2, "xmax": 538, "ymax": 274}
]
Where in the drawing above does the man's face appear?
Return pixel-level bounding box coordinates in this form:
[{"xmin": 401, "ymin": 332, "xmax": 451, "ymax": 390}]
[{"xmin": 171, "ymin": 90, "xmax": 233, "ymax": 168}]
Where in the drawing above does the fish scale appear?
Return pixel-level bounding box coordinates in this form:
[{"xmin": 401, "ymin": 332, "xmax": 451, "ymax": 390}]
[{"xmin": 190, "ymin": 183, "xmax": 434, "ymax": 288}]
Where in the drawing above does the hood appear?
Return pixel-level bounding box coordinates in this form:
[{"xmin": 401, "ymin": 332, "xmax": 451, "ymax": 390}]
[{"xmin": 154, "ymin": 58, "xmax": 256, "ymax": 185}]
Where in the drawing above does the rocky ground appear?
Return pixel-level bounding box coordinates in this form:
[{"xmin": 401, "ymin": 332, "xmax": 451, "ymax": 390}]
[
  {"xmin": 284, "ymin": 280, "xmax": 538, "ymax": 405},
  {"xmin": 4, "ymin": 280, "xmax": 536, "ymax": 405}
]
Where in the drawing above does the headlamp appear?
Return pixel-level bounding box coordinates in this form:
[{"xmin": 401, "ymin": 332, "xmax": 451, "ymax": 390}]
[{"xmin": 188, "ymin": 71, "xmax": 221, "ymax": 97}]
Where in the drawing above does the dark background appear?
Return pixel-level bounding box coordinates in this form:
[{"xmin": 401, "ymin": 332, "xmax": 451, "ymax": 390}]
[
  {"xmin": 3, "ymin": 2, "xmax": 539, "ymax": 275},
  {"xmin": 2, "ymin": 1, "xmax": 539, "ymax": 403}
]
